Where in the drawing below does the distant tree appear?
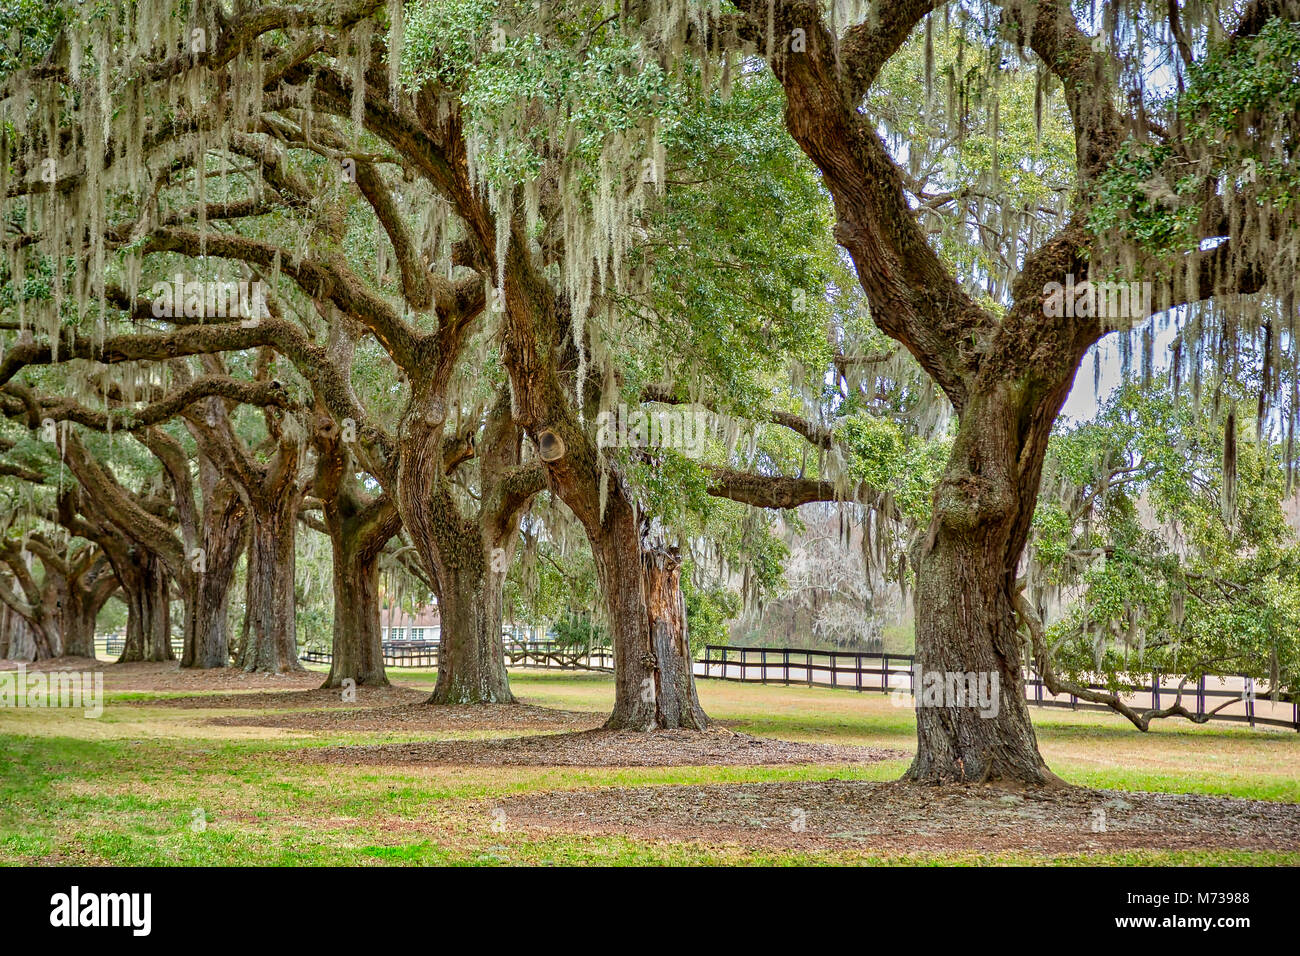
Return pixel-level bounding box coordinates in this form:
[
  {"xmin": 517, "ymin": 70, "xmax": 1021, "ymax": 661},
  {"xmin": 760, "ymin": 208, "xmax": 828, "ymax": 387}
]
[{"xmin": 1026, "ymin": 382, "xmax": 1300, "ymax": 727}]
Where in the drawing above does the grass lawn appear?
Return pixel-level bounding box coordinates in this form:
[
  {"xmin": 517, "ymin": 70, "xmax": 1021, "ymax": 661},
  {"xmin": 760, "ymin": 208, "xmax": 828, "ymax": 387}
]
[{"xmin": 1, "ymin": 666, "xmax": 1297, "ymax": 866}]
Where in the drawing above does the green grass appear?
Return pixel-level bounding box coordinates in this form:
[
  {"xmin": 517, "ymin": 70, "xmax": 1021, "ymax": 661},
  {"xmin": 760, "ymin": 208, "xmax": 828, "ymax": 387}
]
[{"xmin": 1, "ymin": 667, "xmax": 1297, "ymax": 865}]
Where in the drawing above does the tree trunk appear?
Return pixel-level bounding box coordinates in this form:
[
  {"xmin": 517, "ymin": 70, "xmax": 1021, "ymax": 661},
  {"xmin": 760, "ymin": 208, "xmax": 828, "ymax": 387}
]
[
  {"xmin": 0, "ymin": 606, "xmax": 38, "ymax": 661},
  {"xmin": 429, "ymin": 554, "xmax": 513, "ymax": 704},
  {"xmin": 597, "ymin": 497, "xmax": 708, "ymax": 731},
  {"xmin": 120, "ymin": 552, "xmax": 174, "ymax": 663},
  {"xmin": 642, "ymin": 547, "xmax": 706, "ymax": 728},
  {"xmin": 9, "ymin": 617, "xmax": 36, "ymax": 661},
  {"xmin": 311, "ymin": 409, "xmax": 398, "ymax": 690},
  {"xmin": 27, "ymin": 599, "xmax": 60, "ymax": 660},
  {"xmin": 183, "ymin": 491, "xmax": 245, "ymax": 669},
  {"xmin": 905, "ymin": 388, "xmax": 1062, "ymax": 787},
  {"xmin": 240, "ymin": 503, "xmax": 302, "ymax": 673},
  {"xmin": 393, "ymin": 383, "xmax": 516, "ymax": 706},
  {"xmin": 908, "ymin": 532, "xmax": 1053, "ymax": 785},
  {"xmin": 321, "ymin": 530, "xmax": 388, "ymax": 689},
  {"xmin": 59, "ymin": 588, "xmax": 98, "ymax": 659}
]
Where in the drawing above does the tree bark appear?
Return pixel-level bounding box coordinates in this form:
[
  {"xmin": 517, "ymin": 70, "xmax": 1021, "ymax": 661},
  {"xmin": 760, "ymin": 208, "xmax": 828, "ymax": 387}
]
[
  {"xmin": 240, "ymin": 500, "xmax": 303, "ymax": 673},
  {"xmin": 311, "ymin": 396, "xmax": 398, "ymax": 690},
  {"xmin": 905, "ymin": 386, "xmax": 1064, "ymax": 786},
  {"xmin": 321, "ymin": 524, "xmax": 389, "ymax": 688},
  {"xmin": 119, "ymin": 551, "xmax": 175, "ymax": 663},
  {"xmin": 183, "ymin": 487, "xmax": 245, "ymax": 669},
  {"xmin": 59, "ymin": 582, "xmax": 100, "ymax": 659},
  {"xmin": 595, "ymin": 496, "xmax": 708, "ymax": 731},
  {"xmin": 393, "ymin": 383, "xmax": 521, "ymax": 706},
  {"xmin": 60, "ymin": 551, "xmax": 118, "ymax": 660},
  {"xmin": 5, "ymin": 614, "xmax": 36, "ymax": 662},
  {"xmin": 429, "ymin": 554, "xmax": 513, "ymax": 704},
  {"xmin": 0, "ymin": 604, "xmax": 40, "ymax": 661}
]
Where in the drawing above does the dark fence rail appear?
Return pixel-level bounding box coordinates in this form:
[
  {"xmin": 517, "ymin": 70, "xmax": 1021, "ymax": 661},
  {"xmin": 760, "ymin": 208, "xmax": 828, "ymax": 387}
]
[
  {"xmin": 93, "ymin": 634, "xmax": 607, "ymax": 671},
  {"xmin": 300, "ymin": 640, "xmax": 613, "ymax": 672},
  {"xmin": 96, "ymin": 634, "xmax": 184, "ymax": 658},
  {"xmin": 698, "ymin": 645, "xmax": 1300, "ymax": 732},
  {"xmin": 92, "ymin": 631, "xmax": 1296, "ymax": 731}
]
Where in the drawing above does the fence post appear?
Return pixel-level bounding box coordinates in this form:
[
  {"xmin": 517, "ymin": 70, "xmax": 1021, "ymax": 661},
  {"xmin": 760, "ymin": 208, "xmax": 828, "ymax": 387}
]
[
  {"xmin": 1152, "ymin": 672, "xmax": 1160, "ymax": 711},
  {"xmin": 830, "ymin": 651, "xmax": 837, "ymax": 688},
  {"xmin": 806, "ymin": 651, "xmax": 812, "ymax": 687},
  {"xmin": 783, "ymin": 648, "xmax": 789, "ymax": 685},
  {"xmin": 761, "ymin": 648, "xmax": 768, "ymax": 685},
  {"xmin": 882, "ymin": 654, "xmax": 889, "ymax": 693}
]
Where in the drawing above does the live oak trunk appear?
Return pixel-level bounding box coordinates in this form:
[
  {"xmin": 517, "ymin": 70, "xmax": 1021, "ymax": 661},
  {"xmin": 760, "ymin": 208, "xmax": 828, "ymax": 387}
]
[
  {"xmin": 321, "ymin": 526, "xmax": 388, "ymax": 689},
  {"xmin": 183, "ymin": 488, "xmax": 245, "ymax": 669},
  {"xmin": 20, "ymin": 589, "xmax": 61, "ymax": 660},
  {"xmin": 480, "ymin": 150, "xmax": 705, "ymax": 729},
  {"xmin": 728, "ymin": 3, "xmax": 1099, "ymax": 785},
  {"xmin": 59, "ymin": 582, "xmax": 101, "ymax": 659},
  {"xmin": 240, "ymin": 502, "xmax": 303, "ymax": 673},
  {"xmin": 905, "ymin": 386, "xmax": 1065, "ymax": 786},
  {"xmin": 312, "ymin": 402, "xmax": 397, "ymax": 690},
  {"xmin": 494, "ymin": 262, "xmax": 707, "ymax": 722},
  {"xmin": 909, "ymin": 527, "xmax": 1050, "ymax": 784},
  {"xmin": 596, "ymin": 497, "xmax": 707, "ymax": 731},
  {"xmin": 428, "ymin": 545, "xmax": 513, "ymax": 705},
  {"xmin": 120, "ymin": 551, "xmax": 175, "ymax": 663},
  {"xmin": 9, "ymin": 617, "xmax": 37, "ymax": 661},
  {"xmin": 393, "ymin": 381, "xmax": 517, "ymax": 706},
  {"xmin": 0, "ymin": 605, "xmax": 36, "ymax": 661}
]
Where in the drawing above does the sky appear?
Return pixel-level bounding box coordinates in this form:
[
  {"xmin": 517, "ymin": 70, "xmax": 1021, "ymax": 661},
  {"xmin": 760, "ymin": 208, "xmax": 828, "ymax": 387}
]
[{"xmin": 1059, "ymin": 319, "xmax": 1184, "ymax": 424}]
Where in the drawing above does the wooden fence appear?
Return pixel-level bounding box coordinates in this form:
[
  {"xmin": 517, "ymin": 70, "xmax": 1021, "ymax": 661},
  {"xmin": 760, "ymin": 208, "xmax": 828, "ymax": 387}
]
[
  {"xmin": 699, "ymin": 644, "xmax": 1300, "ymax": 732},
  {"xmin": 93, "ymin": 631, "xmax": 1297, "ymax": 731},
  {"xmin": 300, "ymin": 639, "xmax": 613, "ymax": 672},
  {"xmin": 97, "ymin": 634, "xmax": 184, "ymax": 658}
]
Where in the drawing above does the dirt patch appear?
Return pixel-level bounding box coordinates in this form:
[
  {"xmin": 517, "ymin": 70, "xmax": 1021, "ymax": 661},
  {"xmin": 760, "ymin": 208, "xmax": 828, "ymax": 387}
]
[
  {"xmin": 0, "ymin": 656, "xmax": 104, "ymax": 671},
  {"xmin": 0, "ymin": 659, "xmax": 327, "ymax": 694},
  {"xmin": 210, "ymin": 701, "xmax": 606, "ymax": 732},
  {"xmin": 496, "ymin": 779, "xmax": 1300, "ymax": 854},
  {"xmin": 303, "ymin": 727, "xmax": 906, "ymax": 767},
  {"xmin": 136, "ymin": 684, "xmax": 428, "ymax": 711}
]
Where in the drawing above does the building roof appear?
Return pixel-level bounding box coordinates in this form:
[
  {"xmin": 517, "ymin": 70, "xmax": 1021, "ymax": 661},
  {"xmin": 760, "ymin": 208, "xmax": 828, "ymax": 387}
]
[{"xmin": 380, "ymin": 605, "xmax": 440, "ymax": 629}]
